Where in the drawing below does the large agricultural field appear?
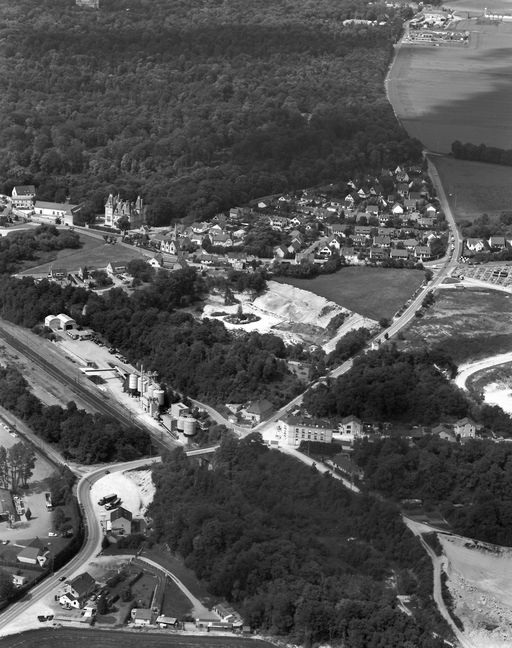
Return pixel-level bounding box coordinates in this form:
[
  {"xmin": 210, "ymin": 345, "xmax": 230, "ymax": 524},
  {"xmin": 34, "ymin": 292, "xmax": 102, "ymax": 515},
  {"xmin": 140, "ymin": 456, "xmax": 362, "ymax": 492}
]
[
  {"xmin": 278, "ymin": 267, "xmax": 424, "ymax": 320},
  {"xmin": 399, "ymin": 287, "xmax": 512, "ymax": 363},
  {"xmin": 432, "ymin": 156, "xmax": 512, "ymax": 223},
  {"xmin": 16, "ymin": 231, "xmax": 149, "ymax": 277},
  {"xmin": 387, "ymin": 19, "xmax": 512, "ymax": 153},
  {"xmin": 0, "ymin": 629, "xmax": 275, "ymax": 648}
]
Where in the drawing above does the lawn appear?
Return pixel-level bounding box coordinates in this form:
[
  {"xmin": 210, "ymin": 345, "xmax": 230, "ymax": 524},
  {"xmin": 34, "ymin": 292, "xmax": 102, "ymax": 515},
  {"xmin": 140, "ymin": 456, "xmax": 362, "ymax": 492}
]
[
  {"xmin": 161, "ymin": 577, "xmax": 193, "ymax": 619},
  {"xmin": 276, "ymin": 267, "xmax": 425, "ymax": 320},
  {"xmin": 432, "ymin": 155, "xmax": 512, "ymax": 223},
  {"xmin": 400, "ymin": 287, "xmax": 512, "ymax": 363},
  {"xmin": 17, "ymin": 232, "xmax": 148, "ymax": 275},
  {"xmin": 142, "ymin": 545, "xmax": 215, "ymax": 608},
  {"xmin": 387, "ymin": 19, "xmax": 512, "ymax": 153}
]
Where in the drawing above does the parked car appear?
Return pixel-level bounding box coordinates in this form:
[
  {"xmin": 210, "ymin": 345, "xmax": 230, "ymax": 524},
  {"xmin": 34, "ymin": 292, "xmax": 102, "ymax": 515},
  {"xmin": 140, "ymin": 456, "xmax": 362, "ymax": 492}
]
[{"xmin": 48, "ymin": 531, "xmax": 58, "ymax": 537}]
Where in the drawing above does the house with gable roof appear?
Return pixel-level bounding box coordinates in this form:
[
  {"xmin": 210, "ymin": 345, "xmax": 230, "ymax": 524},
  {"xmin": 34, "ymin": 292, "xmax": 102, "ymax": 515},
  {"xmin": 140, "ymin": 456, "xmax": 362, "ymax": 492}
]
[
  {"xmin": 11, "ymin": 185, "xmax": 36, "ymax": 209},
  {"xmin": 58, "ymin": 572, "xmax": 96, "ymax": 609}
]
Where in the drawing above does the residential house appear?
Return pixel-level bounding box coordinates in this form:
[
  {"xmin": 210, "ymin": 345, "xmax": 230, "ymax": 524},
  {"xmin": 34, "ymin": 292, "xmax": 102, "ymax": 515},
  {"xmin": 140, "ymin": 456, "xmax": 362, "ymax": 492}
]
[
  {"xmin": 11, "ymin": 185, "xmax": 36, "ymax": 209},
  {"xmin": 369, "ymin": 247, "xmax": 389, "ymax": 260},
  {"xmin": 373, "ymin": 235, "xmax": 391, "ymax": 248},
  {"xmin": 414, "ymin": 245, "xmax": 431, "ymax": 260},
  {"xmin": 424, "ymin": 204, "xmax": 437, "ymax": 217},
  {"xmin": 58, "ymin": 572, "xmax": 96, "ymax": 609},
  {"xmin": 12, "ymin": 574, "xmax": 27, "ymax": 587},
  {"xmin": 48, "ymin": 267, "xmax": 68, "ymax": 280},
  {"xmin": 339, "ymin": 415, "xmax": 363, "ymax": 437},
  {"xmin": 110, "ymin": 507, "xmax": 133, "ymax": 536},
  {"xmin": 147, "ymin": 256, "xmax": 163, "ymax": 269},
  {"xmin": 390, "ymin": 249, "xmax": 409, "ymax": 260},
  {"xmin": 331, "ymin": 453, "xmax": 364, "ymax": 480},
  {"xmin": 106, "ymin": 262, "xmax": 126, "ymax": 276},
  {"xmin": 210, "ymin": 233, "xmax": 233, "ymax": 248},
  {"xmin": 288, "ymin": 240, "xmax": 302, "ymax": 255},
  {"xmin": 245, "ymin": 399, "xmax": 273, "ymax": 424},
  {"xmin": 340, "ymin": 247, "xmax": 358, "ymax": 263},
  {"xmin": 391, "ymin": 203, "xmax": 404, "ymax": 216},
  {"xmin": 279, "ymin": 416, "xmax": 334, "ymax": 447},
  {"xmin": 131, "ymin": 608, "xmax": 154, "ymax": 626},
  {"xmin": 454, "ymin": 417, "xmax": 478, "ymax": 439},
  {"xmin": 403, "ymin": 198, "xmax": 418, "ymax": 212},
  {"xmin": 465, "ymin": 238, "xmax": 486, "ymax": 253},
  {"xmin": 354, "ymin": 225, "xmax": 373, "ymax": 237},
  {"xmin": 488, "ymin": 236, "xmax": 507, "ymax": 251},
  {"xmin": 352, "ymin": 234, "xmax": 368, "ymax": 249},
  {"xmin": 273, "ymin": 245, "xmax": 289, "ymax": 259}
]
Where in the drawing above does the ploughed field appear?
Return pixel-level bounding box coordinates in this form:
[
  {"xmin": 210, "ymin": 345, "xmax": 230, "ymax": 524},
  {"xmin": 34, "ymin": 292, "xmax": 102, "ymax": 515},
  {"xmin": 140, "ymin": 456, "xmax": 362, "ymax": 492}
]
[
  {"xmin": 0, "ymin": 629, "xmax": 274, "ymax": 648},
  {"xmin": 387, "ymin": 19, "xmax": 512, "ymax": 152},
  {"xmin": 277, "ymin": 267, "xmax": 424, "ymax": 320},
  {"xmin": 432, "ymin": 156, "xmax": 512, "ymax": 222}
]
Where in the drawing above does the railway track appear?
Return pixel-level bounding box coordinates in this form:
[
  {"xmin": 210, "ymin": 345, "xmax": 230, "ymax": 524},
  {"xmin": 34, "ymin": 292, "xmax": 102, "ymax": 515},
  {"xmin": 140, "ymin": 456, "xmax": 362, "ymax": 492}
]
[{"xmin": 0, "ymin": 324, "xmax": 175, "ymax": 454}]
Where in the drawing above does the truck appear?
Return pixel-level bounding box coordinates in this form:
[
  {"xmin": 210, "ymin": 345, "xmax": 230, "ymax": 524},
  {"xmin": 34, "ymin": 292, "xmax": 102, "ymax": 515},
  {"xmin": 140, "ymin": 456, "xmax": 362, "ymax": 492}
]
[
  {"xmin": 45, "ymin": 492, "xmax": 53, "ymax": 511},
  {"xmin": 97, "ymin": 493, "xmax": 117, "ymax": 506}
]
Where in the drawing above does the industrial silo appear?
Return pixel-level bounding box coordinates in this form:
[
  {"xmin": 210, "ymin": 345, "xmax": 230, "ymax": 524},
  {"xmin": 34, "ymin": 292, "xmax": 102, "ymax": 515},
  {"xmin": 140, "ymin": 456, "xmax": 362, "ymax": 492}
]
[
  {"xmin": 182, "ymin": 418, "xmax": 197, "ymax": 436},
  {"xmin": 128, "ymin": 374, "xmax": 138, "ymax": 392},
  {"xmin": 154, "ymin": 389, "xmax": 165, "ymax": 406}
]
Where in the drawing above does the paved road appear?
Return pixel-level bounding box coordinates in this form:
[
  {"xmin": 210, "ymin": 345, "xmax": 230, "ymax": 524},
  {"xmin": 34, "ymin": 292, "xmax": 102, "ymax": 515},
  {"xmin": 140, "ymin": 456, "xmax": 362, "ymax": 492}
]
[
  {"xmin": 405, "ymin": 518, "xmax": 476, "ymax": 648},
  {"xmin": 454, "ymin": 351, "xmax": 512, "ymax": 391},
  {"xmin": 0, "ymin": 457, "xmax": 160, "ymax": 636}
]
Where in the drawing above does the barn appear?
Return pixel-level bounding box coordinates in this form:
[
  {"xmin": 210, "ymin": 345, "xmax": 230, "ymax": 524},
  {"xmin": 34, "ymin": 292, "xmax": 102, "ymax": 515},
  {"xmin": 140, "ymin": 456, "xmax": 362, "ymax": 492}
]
[{"xmin": 44, "ymin": 313, "xmax": 77, "ymax": 330}]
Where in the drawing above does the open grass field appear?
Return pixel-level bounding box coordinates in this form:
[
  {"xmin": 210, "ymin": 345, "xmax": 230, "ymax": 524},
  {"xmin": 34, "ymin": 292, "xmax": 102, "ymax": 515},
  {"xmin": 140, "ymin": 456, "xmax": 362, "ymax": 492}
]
[
  {"xmin": 400, "ymin": 287, "xmax": 512, "ymax": 363},
  {"xmin": 277, "ymin": 267, "xmax": 424, "ymax": 320},
  {"xmin": 18, "ymin": 232, "xmax": 148, "ymax": 275},
  {"xmin": 0, "ymin": 629, "xmax": 274, "ymax": 647},
  {"xmin": 161, "ymin": 578, "xmax": 193, "ymax": 618},
  {"xmin": 387, "ymin": 19, "xmax": 512, "ymax": 153},
  {"xmin": 432, "ymin": 156, "xmax": 512, "ymax": 222}
]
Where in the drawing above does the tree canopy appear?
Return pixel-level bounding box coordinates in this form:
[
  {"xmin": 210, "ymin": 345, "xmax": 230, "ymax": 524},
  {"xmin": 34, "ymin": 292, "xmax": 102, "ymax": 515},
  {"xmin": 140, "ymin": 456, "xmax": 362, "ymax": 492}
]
[{"xmin": 150, "ymin": 434, "xmax": 446, "ymax": 646}]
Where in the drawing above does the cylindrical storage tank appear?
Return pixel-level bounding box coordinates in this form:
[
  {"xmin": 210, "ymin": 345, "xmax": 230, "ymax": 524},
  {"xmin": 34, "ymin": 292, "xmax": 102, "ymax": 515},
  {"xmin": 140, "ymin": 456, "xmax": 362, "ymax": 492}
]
[
  {"xmin": 128, "ymin": 374, "xmax": 137, "ymax": 390},
  {"xmin": 182, "ymin": 418, "xmax": 197, "ymax": 436},
  {"xmin": 137, "ymin": 377, "xmax": 142, "ymax": 393},
  {"xmin": 177, "ymin": 417, "xmax": 186, "ymax": 431},
  {"xmin": 146, "ymin": 385, "xmax": 155, "ymax": 399},
  {"xmin": 154, "ymin": 389, "xmax": 165, "ymax": 406}
]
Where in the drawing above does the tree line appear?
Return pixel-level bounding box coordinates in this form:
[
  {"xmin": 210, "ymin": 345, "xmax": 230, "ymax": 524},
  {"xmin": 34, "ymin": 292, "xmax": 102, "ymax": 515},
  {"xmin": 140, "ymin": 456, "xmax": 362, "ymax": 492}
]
[
  {"xmin": 354, "ymin": 435, "xmax": 512, "ymax": 545},
  {"xmin": 0, "ymin": 366, "xmax": 151, "ymax": 464},
  {"xmin": 149, "ymin": 435, "xmax": 447, "ymax": 647},
  {"xmin": 451, "ymin": 140, "xmax": 512, "ymax": 167}
]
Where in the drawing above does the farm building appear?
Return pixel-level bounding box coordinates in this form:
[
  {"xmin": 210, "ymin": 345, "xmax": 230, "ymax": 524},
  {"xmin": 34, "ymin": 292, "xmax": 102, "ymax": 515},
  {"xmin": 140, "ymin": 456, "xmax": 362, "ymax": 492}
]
[
  {"xmin": 17, "ymin": 540, "xmax": 49, "ymax": 567},
  {"xmin": 44, "ymin": 313, "xmax": 77, "ymax": 330},
  {"xmin": 33, "ymin": 201, "xmax": 81, "ymax": 226},
  {"xmin": 131, "ymin": 608, "xmax": 154, "ymax": 626}
]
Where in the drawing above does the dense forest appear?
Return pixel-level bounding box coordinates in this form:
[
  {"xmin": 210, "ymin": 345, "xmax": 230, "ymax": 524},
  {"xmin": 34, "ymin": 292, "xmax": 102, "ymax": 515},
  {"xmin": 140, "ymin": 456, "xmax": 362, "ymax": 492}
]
[
  {"xmin": 304, "ymin": 346, "xmax": 512, "ymax": 432},
  {"xmin": 150, "ymin": 435, "xmax": 447, "ymax": 647},
  {"xmin": 0, "ymin": 366, "xmax": 151, "ymax": 463},
  {"xmin": 354, "ymin": 436, "xmax": 512, "ymax": 545},
  {"xmin": 0, "ymin": 0, "xmax": 421, "ymax": 223},
  {"xmin": 0, "ymin": 269, "xmax": 303, "ymax": 406}
]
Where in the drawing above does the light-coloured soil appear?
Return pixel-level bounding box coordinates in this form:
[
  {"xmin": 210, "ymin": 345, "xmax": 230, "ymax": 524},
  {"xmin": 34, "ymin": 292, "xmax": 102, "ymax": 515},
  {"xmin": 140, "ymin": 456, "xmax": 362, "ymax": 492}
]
[
  {"xmin": 91, "ymin": 469, "xmax": 154, "ymax": 530},
  {"xmin": 202, "ymin": 280, "xmax": 376, "ymax": 350},
  {"xmin": 441, "ymin": 534, "xmax": 512, "ymax": 647}
]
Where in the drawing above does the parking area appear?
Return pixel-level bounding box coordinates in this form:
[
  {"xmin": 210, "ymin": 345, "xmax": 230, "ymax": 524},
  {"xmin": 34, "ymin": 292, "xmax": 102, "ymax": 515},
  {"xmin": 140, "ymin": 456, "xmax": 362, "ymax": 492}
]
[{"xmin": 454, "ymin": 262, "xmax": 512, "ymax": 288}]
